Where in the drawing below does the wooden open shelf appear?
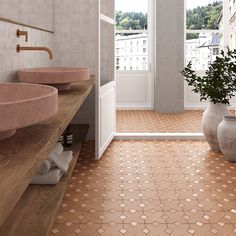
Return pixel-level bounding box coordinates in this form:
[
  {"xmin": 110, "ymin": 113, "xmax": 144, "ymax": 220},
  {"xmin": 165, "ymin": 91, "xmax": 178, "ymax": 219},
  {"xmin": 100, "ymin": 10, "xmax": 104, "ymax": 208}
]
[
  {"xmin": 0, "ymin": 82, "xmax": 93, "ymax": 229},
  {"xmin": 0, "ymin": 124, "xmax": 89, "ymax": 236}
]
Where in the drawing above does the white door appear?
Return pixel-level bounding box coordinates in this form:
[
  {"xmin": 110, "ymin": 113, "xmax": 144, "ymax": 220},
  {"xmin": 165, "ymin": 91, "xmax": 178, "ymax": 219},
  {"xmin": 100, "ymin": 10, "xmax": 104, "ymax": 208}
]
[{"xmin": 96, "ymin": 10, "xmax": 116, "ymax": 160}]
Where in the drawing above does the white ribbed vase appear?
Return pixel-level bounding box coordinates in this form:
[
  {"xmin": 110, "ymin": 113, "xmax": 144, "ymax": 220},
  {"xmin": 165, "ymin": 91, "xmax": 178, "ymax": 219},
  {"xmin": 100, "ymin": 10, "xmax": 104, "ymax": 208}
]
[
  {"xmin": 218, "ymin": 116, "xmax": 236, "ymax": 162},
  {"xmin": 202, "ymin": 103, "xmax": 230, "ymax": 152}
]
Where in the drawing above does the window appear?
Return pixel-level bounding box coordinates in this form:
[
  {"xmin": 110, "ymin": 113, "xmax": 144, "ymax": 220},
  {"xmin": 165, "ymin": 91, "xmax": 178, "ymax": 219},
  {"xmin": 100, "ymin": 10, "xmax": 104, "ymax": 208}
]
[
  {"xmin": 115, "ymin": 0, "xmax": 148, "ymax": 71},
  {"xmin": 115, "ymin": 33, "xmax": 148, "ymax": 71},
  {"xmin": 213, "ymin": 48, "xmax": 219, "ymax": 55},
  {"xmin": 186, "ymin": 0, "xmax": 222, "ymax": 70}
]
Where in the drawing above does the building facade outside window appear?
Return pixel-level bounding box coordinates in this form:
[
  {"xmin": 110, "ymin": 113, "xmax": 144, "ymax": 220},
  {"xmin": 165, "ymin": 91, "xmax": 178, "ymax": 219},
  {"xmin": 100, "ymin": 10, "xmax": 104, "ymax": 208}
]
[{"xmin": 116, "ymin": 33, "xmax": 148, "ymax": 71}]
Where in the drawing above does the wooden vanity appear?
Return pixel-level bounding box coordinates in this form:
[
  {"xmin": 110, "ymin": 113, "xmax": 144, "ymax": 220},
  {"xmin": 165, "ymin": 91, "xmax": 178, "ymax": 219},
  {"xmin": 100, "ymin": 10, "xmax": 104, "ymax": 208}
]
[{"xmin": 0, "ymin": 81, "xmax": 93, "ymax": 236}]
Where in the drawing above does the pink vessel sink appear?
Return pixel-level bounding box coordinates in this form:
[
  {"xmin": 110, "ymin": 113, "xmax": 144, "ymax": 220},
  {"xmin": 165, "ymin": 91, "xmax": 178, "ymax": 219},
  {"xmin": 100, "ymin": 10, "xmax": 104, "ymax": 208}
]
[
  {"xmin": 18, "ymin": 67, "xmax": 90, "ymax": 91},
  {"xmin": 0, "ymin": 83, "xmax": 58, "ymax": 141}
]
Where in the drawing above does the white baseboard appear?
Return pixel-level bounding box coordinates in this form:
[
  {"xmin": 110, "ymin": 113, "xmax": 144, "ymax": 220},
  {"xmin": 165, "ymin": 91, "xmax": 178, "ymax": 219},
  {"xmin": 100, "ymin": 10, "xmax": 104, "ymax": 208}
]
[
  {"xmin": 115, "ymin": 133, "xmax": 205, "ymax": 141},
  {"xmin": 116, "ymin": 103, "xmax": 152, "ymax": 110}
]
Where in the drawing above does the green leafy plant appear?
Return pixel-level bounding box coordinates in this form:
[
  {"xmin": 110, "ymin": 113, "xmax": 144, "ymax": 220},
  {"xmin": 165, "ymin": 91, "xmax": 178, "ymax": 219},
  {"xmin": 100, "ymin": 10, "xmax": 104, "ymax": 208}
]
[{"xmin": 181, "ymin": 49, "xmax": 236, "ymax": 105}]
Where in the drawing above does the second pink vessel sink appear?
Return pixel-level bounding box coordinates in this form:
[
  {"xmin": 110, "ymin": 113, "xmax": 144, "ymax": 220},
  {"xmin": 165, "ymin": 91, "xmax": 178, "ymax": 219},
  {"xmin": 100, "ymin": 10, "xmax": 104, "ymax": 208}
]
[
  {"xmin": 18, "ymin": 67, "xmax": 90, "ymax": 91},
  {"xmin": 0, "ymin": 83, "xmax": 58, "ymax": 140}
]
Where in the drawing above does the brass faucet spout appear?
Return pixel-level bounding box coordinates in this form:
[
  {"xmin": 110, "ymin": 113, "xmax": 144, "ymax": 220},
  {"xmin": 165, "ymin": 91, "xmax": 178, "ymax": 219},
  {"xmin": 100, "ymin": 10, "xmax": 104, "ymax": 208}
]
[{"xmin": 16, "ymin": 44, "xmax": 53, "ymax": 59}]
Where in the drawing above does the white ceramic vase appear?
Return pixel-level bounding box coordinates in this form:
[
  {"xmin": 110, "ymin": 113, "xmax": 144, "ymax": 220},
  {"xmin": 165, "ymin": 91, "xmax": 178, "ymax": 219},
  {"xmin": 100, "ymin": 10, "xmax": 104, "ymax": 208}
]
[
  {"xmin": 202, "ymin": 103, "xmax": 230, "ymax": 152},
  {"xmin": 218, "ymin": 116, "xmax": 236, "ymax": 162}
]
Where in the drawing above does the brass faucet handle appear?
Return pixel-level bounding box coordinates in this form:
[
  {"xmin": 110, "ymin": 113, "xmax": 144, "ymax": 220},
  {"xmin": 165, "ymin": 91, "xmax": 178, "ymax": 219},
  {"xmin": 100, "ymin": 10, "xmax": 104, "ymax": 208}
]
[{"xmin": 16, "ymin": 29, "xmax": 28, "ymax": 42}]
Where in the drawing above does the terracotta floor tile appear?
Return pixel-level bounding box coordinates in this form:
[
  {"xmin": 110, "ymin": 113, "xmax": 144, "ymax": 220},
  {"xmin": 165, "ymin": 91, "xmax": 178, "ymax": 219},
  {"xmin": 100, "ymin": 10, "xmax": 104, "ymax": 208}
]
[
  {"xmin": 103, "ymin": 190, "xmax": 123, "ymax": 200},
  {"xmin": 103, "ymin": 199, "xmax": 123, "ymax": 211},
  {"xmin": 167, "ymin": 223, "xmax": 192, "ymax": 236},
  {"xmin": 55, "ymin": 211, "xmax": 82, "ymax": 224},
  {"xmin": 144, "ymin": 224, "xmax": 169, "ymax": 236},
  {"xmin": 100, "ymin": 211, "xmax": 123, "ymax": 224},
  {"xmin": 77, "ymin": 223, "xmax": 101, "ymax": 236},
  {"xmin": 51, "ymin": 140, "xmax": 236, "ymax": 236},
  {"xmin": 210, "ymin": 223, "xmax": 236, "ymax": 236},
  {"xmin": 122, "ymin": 199, "xmax": 143, "ymax": 211},
  {"xmin": 122, "ymin": 211, "xmax": 146, "ymax": 224},
  {"xmin": 188, "ymin": 224, "xmax": 215, "ymax": 236},
  {"xmin": 140, "ymin": 198, "xmax": 163, "ymax": 211},
  {"xmin": 116, "ymin": 110, "xmax": 203, "ymax": 133},
  {"xmin": 100, "ymin": 224, "xmax": 124, "ymax": 236},
  {"xmin": 122, "ymin": 224, "xmax": 149, "ymax": 236},
  {"xmin": 183, "ymin": 210, "xmax": 208, "ymax": 224},
  {"xmin": 139, "ymin": 190, "xmax": 160, "ymax": 199},
  {"xmin": 143, "ymin": 211, "xmax": 166, "ymax": 224}
]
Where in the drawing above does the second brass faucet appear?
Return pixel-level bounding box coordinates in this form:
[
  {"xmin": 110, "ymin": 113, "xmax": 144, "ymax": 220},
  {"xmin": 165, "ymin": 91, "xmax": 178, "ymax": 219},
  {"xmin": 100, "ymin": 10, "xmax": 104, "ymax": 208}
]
[{"xmin": 16, "ymin": 29, "xmax": 28, "ymax": 42}]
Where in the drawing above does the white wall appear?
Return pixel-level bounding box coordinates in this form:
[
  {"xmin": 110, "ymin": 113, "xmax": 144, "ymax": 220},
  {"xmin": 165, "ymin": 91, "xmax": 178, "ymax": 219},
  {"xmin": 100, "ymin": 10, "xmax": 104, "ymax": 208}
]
[
  {"xmin": 53, "ymin": 0, "xmax": 98, "ymax": 139},
  {"xmin": 0, "ymin": 0, "xmax": 54, "ymax": 31},
  {"xmin": 0, "ymin": 5, "xmax": 53, "ymax": 83},
  {"xmin": 116, "ymin": 71, "xmax": 152, "ymax": 109}
]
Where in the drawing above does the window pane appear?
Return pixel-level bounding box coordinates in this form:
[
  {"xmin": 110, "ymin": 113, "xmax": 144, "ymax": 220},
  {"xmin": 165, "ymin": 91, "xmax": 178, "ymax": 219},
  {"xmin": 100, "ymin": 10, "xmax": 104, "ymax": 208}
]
[
  {"xmin": 115, "ymin": 0, "xmax": 148, "ymax": 30},
  {"xmin": 186, "ymin": 32, "xmax": 220, "ymax": 70},
  {"xmin": 186, "ymin": 0, "xmax": 223, "ymax": 30},
  {"xmin": 116, "ymin": 33, "xmax": 148, "ymax": 71},
  {"xmin": 186, "ymin": 1, "xmax": 222, "ymax": 70}
]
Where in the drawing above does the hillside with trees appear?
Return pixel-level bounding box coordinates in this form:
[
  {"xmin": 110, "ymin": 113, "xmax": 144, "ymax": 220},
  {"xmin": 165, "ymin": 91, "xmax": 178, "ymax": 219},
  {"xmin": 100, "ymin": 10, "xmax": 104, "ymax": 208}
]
[
  {"xmin": 116, "ymin": 1, "xmax": 222, "ymax": 32},
  {"xmin": 186, "ymin": 1, "xmax": 223, "ymax": 30},
  {"xmin": 116, "ymin": 11, "xmax": 148, "ymax": 30}
]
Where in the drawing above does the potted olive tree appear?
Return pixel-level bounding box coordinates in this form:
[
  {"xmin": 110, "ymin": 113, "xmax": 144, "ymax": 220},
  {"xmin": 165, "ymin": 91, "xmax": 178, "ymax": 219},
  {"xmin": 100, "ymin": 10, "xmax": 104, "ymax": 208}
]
[{"xmin": 181, "ymin": 49, "xmax": 236, "ymax": 152}]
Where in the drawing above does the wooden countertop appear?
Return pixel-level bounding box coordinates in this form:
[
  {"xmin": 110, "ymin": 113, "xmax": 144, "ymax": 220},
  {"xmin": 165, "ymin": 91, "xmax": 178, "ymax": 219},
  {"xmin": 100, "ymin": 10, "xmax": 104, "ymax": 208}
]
[
  {"xmin": 0, "ymin": 82, "xmax": 93, "ymax": 227},
  {"xmin": 0, "ymin": 124, "xmax": 89, "ymax": 236}
]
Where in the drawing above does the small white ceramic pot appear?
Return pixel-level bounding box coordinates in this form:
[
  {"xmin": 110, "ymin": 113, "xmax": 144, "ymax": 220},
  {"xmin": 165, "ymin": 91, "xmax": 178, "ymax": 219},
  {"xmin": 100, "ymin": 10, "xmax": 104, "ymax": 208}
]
[
  {"xmin": 218, "ymin": 116, "xmax": 236, "ymax": 162},
  {"xmin": 202, "ymin": 103, "xmax": 230, "ymax": 152}
]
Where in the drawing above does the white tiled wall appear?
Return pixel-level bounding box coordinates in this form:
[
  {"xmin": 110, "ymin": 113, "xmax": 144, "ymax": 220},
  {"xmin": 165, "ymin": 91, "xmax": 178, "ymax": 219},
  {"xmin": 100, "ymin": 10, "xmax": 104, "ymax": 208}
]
[
  {"xmin": 53, "ymin": 0, "xmax": 98, "ymax": 139},
  {"xmin": 0, "ymin": 0, "xmax": 54, "ymax": 31},
  {"xmin": 0, "ymin": 22, "xmax": 53, "ymax": 83},
  {"xmin": 53, "ymin": 0, "xmax": 98, "ymax": 73}
]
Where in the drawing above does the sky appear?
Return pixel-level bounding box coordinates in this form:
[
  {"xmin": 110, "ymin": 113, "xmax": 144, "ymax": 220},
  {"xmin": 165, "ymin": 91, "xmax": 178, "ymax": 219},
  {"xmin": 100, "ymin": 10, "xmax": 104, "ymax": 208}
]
[
  {"xmin": 115, "ymin": 0, "xmax": 148, "ymax": 12},
  {"xmin": 115, "ymin": 0, "xmax": 218, "ymax": 12}
]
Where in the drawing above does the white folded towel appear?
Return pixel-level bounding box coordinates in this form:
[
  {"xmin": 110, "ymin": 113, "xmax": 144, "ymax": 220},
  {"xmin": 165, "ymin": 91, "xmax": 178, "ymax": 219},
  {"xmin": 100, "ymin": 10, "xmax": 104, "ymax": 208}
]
[
  {"xmin": 49, "ymin": 143, "xmax": 64, "ymax": 157},
  {"xmin": 48, "ymin": 152, "xmax": 69, "ymax": 173},
  {"xmin": 37, "ymin": 160, "xmax": 53, "ymax": 175},
  {"xmin": 31, "ymin": 168, "xmax": 63, "ymax": 185},
  {"xmin": 63, "ymin": 151, "xmax": 73, "ymax": 164},
  {"xmin": 32, "ymin": 151, "xmax": 74, "ymax": 185},
  {"xmin": 61, "ymin": 151, "xmax": 73, "ymax": 173},
  {"xmin": 37, "ymin": 143, "xmax": 64, "ymax": 175}
]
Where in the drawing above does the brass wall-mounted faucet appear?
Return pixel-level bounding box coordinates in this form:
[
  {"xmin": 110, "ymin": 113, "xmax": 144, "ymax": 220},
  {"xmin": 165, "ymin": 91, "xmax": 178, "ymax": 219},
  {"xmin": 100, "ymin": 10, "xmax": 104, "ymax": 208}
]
[
  {"xmin": 16, "ymin": 29, "xmax": 28, "ymax": 42},
  {"xmin": 16, "ymin": 44, "xmax": 53, "ymax": 60}
]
